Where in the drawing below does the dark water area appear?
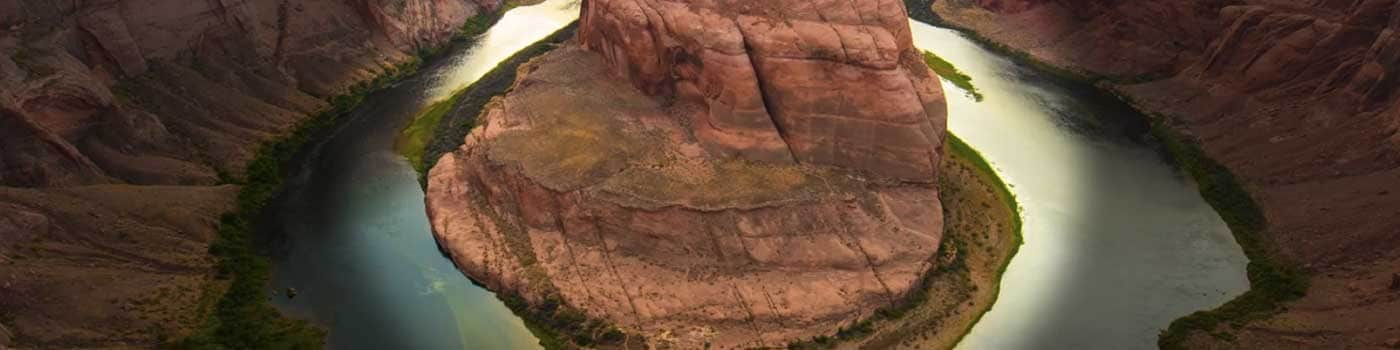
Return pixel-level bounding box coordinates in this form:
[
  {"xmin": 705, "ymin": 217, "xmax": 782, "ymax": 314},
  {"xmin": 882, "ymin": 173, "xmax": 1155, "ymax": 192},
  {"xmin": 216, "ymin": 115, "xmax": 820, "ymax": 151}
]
[{"xmin": 261, "ymin": 1, "xmax": 578, "ymax": 348}]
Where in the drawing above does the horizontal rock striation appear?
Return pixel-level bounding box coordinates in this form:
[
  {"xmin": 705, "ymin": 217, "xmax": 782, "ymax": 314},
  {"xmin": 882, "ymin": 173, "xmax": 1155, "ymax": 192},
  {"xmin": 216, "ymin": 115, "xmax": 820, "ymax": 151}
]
[
  {"xmin": 932, "ymin": 0, "xmax": 1400, "ymax": 348},
  {"xmin": 427, "ymin": 46, "xmax": 944, "ymax": 349},
  {"xmin": 427, "ymin": 1, "xmax": 951, "ymax": 347},
  {"xmin": 0, "ymin": 0, "xmax": 499, "ymax": 347},
  {"xmin": 578, "ymin": 0, "xmax": 947, "ymax": 182}
]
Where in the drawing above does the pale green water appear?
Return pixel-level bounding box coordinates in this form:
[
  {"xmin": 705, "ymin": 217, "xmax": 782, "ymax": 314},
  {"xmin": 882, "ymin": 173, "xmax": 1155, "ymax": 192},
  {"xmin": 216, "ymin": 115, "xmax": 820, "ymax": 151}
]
[
  {"xmin": 910, "ymin": 22, "xmax": 1251, "ymax": 350},
  {"xmin": 265, "ymin": 1, "xmax": 578, "ymax": 348}
]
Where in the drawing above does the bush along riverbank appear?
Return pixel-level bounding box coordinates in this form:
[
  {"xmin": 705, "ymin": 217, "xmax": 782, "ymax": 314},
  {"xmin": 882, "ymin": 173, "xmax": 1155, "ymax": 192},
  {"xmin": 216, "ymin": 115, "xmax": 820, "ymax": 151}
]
[
  {"xmin": 165, "ymin": 7, "xmax": 540, "ymax": 348},
  {"xmin": 787, "ymin": 133, "xmax": 1022, "ymax": 350},
  {"xmin": 411, "ymin": 24, "xmax": 578, "ymax": 180},
  {"xmin": 407, "ymin": 23, "xmax": 642, "ymax": 349},
  {"xmin": 1146, "ymin": 114, "xmax": 1307, "ymax": 349},
  {"xmin": 903, "ymin": 0, "xmax": 1309, "ymax": 346},
  {"xmin": 923, "ymin": 50, "xmax": 983, "ymax": 101},
  {"xmin": 396, "ymin": 4, "xmax": 519, "ymax": 169},
  {"xmin": 171, "ymin": 59, "xmax": 420, "ymax": 349}
]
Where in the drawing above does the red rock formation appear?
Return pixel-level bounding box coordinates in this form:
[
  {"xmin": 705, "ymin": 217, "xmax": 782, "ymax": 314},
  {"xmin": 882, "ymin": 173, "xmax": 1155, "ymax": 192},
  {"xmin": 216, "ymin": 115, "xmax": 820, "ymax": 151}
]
[
  {"xmin": 0, "ymin": 0, "xmax": 499, "ymax": 347},
  {"xmin": 579, "ymin": 0, "xmax": 947, "ymax": 182},
  {"xmin": 933, "ymin": 0, "xmax": 1400, "ymax": 348},
  {"xmin": 427, "ymin": 1, "xmax": 948, "ymax": 348}
]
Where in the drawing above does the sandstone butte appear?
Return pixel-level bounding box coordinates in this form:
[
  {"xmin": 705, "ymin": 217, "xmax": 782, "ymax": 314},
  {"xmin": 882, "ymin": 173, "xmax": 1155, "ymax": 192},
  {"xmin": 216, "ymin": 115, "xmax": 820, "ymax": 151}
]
[
  {"xmin": 0, "ymin": 0, "xmax": 500, "ymax": 346},
  {"xmin": 931, "ymin": 0, "xmax": 1400, "ymax": 348},
  {"xmin": 424, "ymin": 0, "xmax": 949, "ymax": 348}
]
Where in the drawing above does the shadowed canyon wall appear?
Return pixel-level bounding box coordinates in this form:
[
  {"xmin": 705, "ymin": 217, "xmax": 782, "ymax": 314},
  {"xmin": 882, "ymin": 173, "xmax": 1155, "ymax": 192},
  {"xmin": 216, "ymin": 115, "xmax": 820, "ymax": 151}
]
[
  {"xmin": 932, "ymin": 0, "xmax": 1400, "ymax": 348},
  {"xmin": 0, "ymin": 0, "xmax": 499, "ymax": 347}
]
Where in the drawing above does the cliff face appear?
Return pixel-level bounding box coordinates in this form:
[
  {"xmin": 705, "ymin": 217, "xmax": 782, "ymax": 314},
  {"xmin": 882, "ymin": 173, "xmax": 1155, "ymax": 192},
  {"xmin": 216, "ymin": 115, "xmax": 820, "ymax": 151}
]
[
  {"xmin": 0, "ymin": 0, "xmax": 498, "ymax": 347},
  {"xmin": 425, "ymin": 1, "xmax": 947, "ymax": 348},
  {"xmin": 933, "ymin": 0, "xmax": 1400, "ymax": 348},
  {"xmin": 579, "ymin": 0, "xmax": 947, "ymax": 182}
]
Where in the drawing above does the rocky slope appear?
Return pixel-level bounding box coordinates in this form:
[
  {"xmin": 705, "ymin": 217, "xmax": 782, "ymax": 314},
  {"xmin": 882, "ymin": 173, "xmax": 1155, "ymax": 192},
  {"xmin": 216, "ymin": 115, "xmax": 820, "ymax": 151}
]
[
  {"xmin": 0, "ymin": 0, "xmax": 499, "ymax": 347},
  {"xmin": 425, "ymin": 0, "xmax": 948, "ymax": 348},
  {"xmin": 931, "ymin": 0, "xmax": 1400, "ymax": 348}
]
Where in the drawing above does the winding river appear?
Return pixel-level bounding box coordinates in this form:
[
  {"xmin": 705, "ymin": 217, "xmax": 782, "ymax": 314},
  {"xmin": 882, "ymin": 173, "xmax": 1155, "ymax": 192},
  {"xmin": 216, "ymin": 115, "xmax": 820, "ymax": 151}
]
[
  {"xmin": 263, "ymin": 2, "xmax": 1248, "ymax": 349},
  {"xmin": 265, "ymin": 1, "xmax": 577, "ymax": 348},
  {"xmin": 910, "ymin": 22, "xmax": 1249, "ymax": 350}
]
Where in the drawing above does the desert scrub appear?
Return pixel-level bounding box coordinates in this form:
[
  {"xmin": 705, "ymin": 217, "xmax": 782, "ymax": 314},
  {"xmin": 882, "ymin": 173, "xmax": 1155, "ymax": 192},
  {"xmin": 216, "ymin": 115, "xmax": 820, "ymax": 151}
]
[
  {"xmin": 922, "ymin": 51, "xmax": 983, "ymax": 101},
  {"xmin": 788, "ymin": 133, "xmax": 1021, "ymax": 350}
]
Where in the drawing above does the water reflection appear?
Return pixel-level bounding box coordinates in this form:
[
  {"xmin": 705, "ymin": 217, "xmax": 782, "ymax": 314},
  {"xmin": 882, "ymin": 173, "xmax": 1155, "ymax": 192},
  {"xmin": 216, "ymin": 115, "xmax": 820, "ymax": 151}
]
[
  {"xmin": 909, "ymin": 22, "xmax": 1250, "ymax": 350},
  {"xmin": 266, "ymin": 1, "xmax": 580, "ymax": 349}
]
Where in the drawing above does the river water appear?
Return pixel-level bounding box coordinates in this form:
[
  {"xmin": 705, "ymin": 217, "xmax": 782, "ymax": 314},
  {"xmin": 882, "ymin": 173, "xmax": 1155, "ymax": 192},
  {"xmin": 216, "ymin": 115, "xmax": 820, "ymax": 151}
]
[
  {"xmin": 265, "ymin": 1, "xmax": 578, "ymax": 348},
  {"xmin": 262, "ymin": 3, "xmax": 1248, "ymax": 348},
  {"xmin": 909, "ymin": 22, "xmax": 1250, "ymax": 350}
]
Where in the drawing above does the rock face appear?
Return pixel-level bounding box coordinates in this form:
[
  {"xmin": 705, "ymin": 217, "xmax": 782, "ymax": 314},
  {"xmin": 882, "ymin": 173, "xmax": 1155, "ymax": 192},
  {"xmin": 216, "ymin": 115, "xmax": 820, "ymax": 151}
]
[
  {"xmin": 426, "ymin": 1, "xmax": 947, "ymax": 348},
  {"xmin": 0, "ymin": 0, "xmax": 499, "ymax": 347},
  {"xmin": 932, "ymin": 0, "xmax": 1400, "ymax": 348},
  {"xmin": 579, "ymin": 0, "xmax": 947, "ymax": 182}
]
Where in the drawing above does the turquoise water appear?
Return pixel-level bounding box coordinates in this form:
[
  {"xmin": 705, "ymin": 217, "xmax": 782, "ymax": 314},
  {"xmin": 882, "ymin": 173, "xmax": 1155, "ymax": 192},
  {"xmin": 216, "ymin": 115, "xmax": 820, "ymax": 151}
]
[{"xmin": 265, "ymin": 1, "xmax": 578, "ymax": 348}]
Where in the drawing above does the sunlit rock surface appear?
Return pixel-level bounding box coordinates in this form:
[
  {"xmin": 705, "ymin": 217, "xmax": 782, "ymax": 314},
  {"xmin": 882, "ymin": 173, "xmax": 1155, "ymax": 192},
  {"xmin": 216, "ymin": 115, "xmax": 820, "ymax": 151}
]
[{"xmin": 426, "ymin": 1, "xmax": 949, "ymax": 348}]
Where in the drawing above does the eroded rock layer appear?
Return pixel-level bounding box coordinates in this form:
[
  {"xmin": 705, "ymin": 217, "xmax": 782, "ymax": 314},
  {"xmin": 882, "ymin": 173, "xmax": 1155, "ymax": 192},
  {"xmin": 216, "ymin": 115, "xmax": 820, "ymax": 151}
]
[
  {"xmin": 932, "ymin": 0, "xmax": 1400, "ymax": 348},
  {"xmin": 579, "ymin": 0, "xmax": 947, "ymax": 182},
  {"xmin": 0, "ymin": 0, "xmax": 499, "ymax": 347},
  {"xmin": 426, "ymin": 1, "xmax": 948, "ymax": 347},
  {"xmin": 428, "ymin": 45, "xmax": 944, "ymax": 349}
]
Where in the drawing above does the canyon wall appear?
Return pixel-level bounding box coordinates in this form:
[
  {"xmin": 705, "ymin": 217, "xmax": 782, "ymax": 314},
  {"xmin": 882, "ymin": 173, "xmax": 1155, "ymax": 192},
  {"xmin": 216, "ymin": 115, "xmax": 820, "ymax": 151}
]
[
  {"xmin": 932, "ymin": 0, "xmax": 1400, "ymax": 348},
  {"xmin": 426, "ymin": 0, "xmax": 948, "ymax": 348},
  {"xmin": 0, "ymin": 0, "xmax": 499, "ymax": 347}
]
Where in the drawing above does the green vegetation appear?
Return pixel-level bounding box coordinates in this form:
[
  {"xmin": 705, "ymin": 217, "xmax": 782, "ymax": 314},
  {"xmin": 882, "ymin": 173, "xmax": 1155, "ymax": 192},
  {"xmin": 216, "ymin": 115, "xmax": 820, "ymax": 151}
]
[
  {"xmin": 1151, "ymin": 118, "xmax": 1307, "ymax": 350},
  {"xmin": 404, "ymin": 22, "xmax": 635, "ymax": 349},
  {"xmin": 397, "ymin": 98, "xmax": 456, "ymax": 172},
  {"xmin": 398, "ymin": 2, "xmax": 530, "ymax": 170},
  {"xmin": 168, "ymin": 60, "xmax": 421, "ymax": 350},
  {"xmin": 922, "ymin": 51, "xmax": 983, "ymax": 101},
  {"xmin": 500, "ymin": 294, "xmax": 632, "ymax": 350},
  {"xmin": 942, "ymin": 133, "xmax": 1023, "ymax": 347},
  {"xmin": 788, "ymin": 133, "xmax": 1022, "ymax": 349},
  {"xmin": 905, "ymin": 0, "xmax": 1308, "ymax": 343},
  {"xmin": 945, "ymin": 134, "xmax": 1020, "ymax": 233},
  {"xmin": 414, "ymin": 24, "xmax": 580, "ymax": 181}
]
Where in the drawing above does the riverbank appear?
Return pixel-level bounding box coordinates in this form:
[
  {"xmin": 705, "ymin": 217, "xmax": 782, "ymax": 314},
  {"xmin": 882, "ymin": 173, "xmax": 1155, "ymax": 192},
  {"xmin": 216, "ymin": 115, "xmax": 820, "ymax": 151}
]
[
  {"xmin": 173, "ymin": 58, "xmax": 421, "ymax": 349},
  {"xmin": 411, "ymin": 24, "xmax": 641, "ymax": 350},
  {"xmin": 913, "ymin": 1, "xmax": 1306, "ymax": 348},
  {"xmin": 167, "ymin": 7, "xmax": 539, "ymax": 347},
  {"xmin": 783, "ymin": 133, "xmax": 1019, "ymax": 350}
]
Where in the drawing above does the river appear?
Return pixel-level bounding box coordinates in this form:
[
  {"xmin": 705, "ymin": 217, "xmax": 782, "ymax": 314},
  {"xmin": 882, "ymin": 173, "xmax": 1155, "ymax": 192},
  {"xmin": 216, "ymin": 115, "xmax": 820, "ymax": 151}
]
[
  {"xmin": 264, "ymin": 1, "xmax": 578, "ymax": 348},
  {"xmin": 909, "ymin": 22, "xmax": 1250, "ymax": 350},
  {"xmin": 262, "ymin": 3, "xmax": 1249, "ymax": 349}
]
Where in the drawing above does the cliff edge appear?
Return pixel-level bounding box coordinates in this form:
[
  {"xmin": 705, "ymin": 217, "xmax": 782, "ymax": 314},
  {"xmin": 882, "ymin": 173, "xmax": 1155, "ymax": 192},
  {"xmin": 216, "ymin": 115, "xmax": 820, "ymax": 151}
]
[
  {"xmin": 425, "ymin": 0, "xmax": 949, "ymax": 348},
  {"xmin": 0, "ymin": 0, "xmax": 499, "ymax": 347}
]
